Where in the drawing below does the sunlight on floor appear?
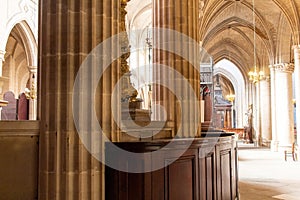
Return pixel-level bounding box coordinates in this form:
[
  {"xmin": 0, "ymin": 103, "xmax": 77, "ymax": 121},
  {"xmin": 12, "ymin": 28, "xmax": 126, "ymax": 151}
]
[{"xmin": 238, "ymin": 145, "xmax": 300, "ymax": 200}]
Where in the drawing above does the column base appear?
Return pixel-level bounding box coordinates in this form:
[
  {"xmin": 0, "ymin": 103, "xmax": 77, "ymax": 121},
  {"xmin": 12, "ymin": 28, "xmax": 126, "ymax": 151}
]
[
  {"xmin": 28, "ymin": 99, "xmax": 37, "ymax": 120},
  {"xmin": 271, "ymin": 140, "xmax": 279, "ymax": 152},
  {"xmin": 278, "ymin": 142, "xmax": 293, "ymax": 153},
  {"xmin": 261, "ymin": 138, "xmax": 272, "ymax": 148},
  {"xmin": 253, "ymin": 136, "xmax": 262, "ymax": 147}
]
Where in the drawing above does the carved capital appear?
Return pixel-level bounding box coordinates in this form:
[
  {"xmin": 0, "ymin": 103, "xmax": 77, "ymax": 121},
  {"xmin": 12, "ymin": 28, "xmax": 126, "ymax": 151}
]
[
  {"xmin": 0, "ymin": 50, "xmax": 5, "ymax": 61},
  {"xmin": 269, "ymin": 64, "xmax": 276, "ymax": 71},
  {"xmin": 292, "ymin": 45, "xmax": 300, "ymax": 50},
  {"xmin": 274, "ymin": 63, "xmax": 294, "ymax": 73},
  {"xmin": 258, "ymin": 75, "xmax": 270, "ymax": 82},
  {"xmin": 27, "ymin": 66, "xmax": 38, "ymax": 74},
  {"xmin": 293, "ymin": 45, "xmax": 300, "ymax": 62}
]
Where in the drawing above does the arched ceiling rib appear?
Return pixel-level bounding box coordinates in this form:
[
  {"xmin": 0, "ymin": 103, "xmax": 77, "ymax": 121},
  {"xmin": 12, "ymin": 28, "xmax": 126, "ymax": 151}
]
[{"xmin": 126, "ymin": 0, "xmax": 300, "ymax": 87}]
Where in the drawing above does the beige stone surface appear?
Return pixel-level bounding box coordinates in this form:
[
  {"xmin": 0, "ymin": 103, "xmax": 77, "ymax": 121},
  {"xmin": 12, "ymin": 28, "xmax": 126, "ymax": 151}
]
[{"xmin": 1, "ymin": 0, "xmax": 300, "ymax": 199}]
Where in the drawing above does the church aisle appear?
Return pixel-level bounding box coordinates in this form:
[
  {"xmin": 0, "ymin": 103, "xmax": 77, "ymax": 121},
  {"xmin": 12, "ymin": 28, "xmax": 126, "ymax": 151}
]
[{"xmin": 238, "ymin": 147, "xmax": 300, "ymax": 200}]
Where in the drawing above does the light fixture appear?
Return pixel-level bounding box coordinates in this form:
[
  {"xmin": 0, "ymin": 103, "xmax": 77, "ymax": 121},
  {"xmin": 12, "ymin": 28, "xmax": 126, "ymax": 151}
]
[
  {"xmin": 248, "ymin": 0, "xmax": 264, "ymax": 83},
  {"xmin": 226, "ymin": 94, "xmax": 235, "ymax": 103}
]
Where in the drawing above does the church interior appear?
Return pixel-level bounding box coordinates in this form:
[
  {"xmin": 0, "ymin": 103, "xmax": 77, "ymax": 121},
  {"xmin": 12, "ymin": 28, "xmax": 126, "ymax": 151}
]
[{"xmin": 0, "ymin": 0, "xmax": 300, "ymax": 199}]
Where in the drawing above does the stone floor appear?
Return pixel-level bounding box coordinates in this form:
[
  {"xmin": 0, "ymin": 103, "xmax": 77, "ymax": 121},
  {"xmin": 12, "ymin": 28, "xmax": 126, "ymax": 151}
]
[{"xmin": 238, "ymin": 144, "xmax": 300, "ymax": 200}]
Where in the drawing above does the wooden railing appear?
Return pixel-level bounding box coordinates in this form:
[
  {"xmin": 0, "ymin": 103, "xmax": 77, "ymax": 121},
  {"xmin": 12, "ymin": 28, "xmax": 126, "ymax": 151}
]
[{"xmin": 0, "ymin": 121, "xmax": 39, "ymax": 199}]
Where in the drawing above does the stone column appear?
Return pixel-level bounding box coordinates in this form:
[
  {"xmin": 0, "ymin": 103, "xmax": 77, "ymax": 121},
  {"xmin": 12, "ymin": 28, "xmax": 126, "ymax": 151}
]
[
  {"xmin": 270, "ymin": 65, "xmax": 278, "ymax": 151},
  {"xmin": 0, "ymin": 50, "xmax": 5, "ymax": 96},
  {"xmin": 274, "ymin": 63, "xmax": 295, "ymax": 150},
  {"xmin": 227, "ymin": 109, "xmax": 232, "ymax": 128},
  {"xmin": 223, "ymin": 110, "xmax": 228, "ymax": 128},
  {"xmin": 0, "ymin": 50, "xmax": 4, "ymax": 119},
  {"xmin": 293, "ymin": 45, "xmax": 300, "ymax": 147},
  {"xmin": 39, "ymin": 0, "xmax": 121, "ymax": 199},
  {"xmin": 27, "ymin": 66, "xmax": 37, "ymax": 120},
  {"xmin": 253, "ymin": 82, "xmax": 261, "ymax": 146},
  {"xmin": 259, "ymin": 78, "xmax": 272, "ymax": 146},
  {"xmin": 153, "ymin": 0, "xmax": 200, "ymax": 137}
]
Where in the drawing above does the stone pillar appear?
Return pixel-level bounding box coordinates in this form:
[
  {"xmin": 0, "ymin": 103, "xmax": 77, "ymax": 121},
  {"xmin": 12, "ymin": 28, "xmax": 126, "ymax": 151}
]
[
  {"xmin": 0, "ymin": 50, "xmax": 5, "ymax": 96},
  {"xmin": 227, "ymin": 109, "xmax": 232, "ymax": 128},
  {"xmin": 274, "ymin": 63, "xmax": 295, "ymax": 150},
  {"xmin": 223, "ymin": 110, "xmax": 228, "ymax": 128},
  {"xmin": 259, "ymin": 78, "xmax": 272, "ymax": 146},
  {"xmin": 293, "ymin": 45, "xmax": 300, "ymax": 147},
  {"xmin": 270, "ymin": 65, "xmax": 278, "ymax": 151},
  {"xmin": 253, "ymin": 82, "xmax": 261, "ymax": 146},
  {"xmin": 27, "ymin": 66, "xmax": 37, "ymax": 120},
  {"xmin": 153, "ymin": 0, "xmax": 200, "ymax": 137},
  {"xmin": 39, "ymin": 0, "xmax": 121, "ymax": 199},
  {"xmin": 0, "ymin": 51, "xmax": 5, "ymax": 120}
]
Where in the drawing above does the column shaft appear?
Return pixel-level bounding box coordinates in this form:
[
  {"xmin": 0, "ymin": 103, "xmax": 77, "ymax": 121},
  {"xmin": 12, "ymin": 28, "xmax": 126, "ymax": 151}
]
[
  {"xmin": 274, "ymin": 63, "xmax": 295, "ymax": 150},
  {"xmin": 253, "ymin": 82, "xmax": 261, "ymax": 145},
  {"xmin": 153, "ymin": 0, "xmax": 200, "ymax": 137},
  {"xmin": 259, "ymin": 79, "xmax": 272, "ymax": 146},
  {"xmin": 0, "ymin": 50, "xmax": 4, "ymax": 76},
  {"xmin": 39, "ymin": 0, "xmax": 120, "ymax": 199},
  {"xmin": 294, "ymin": 45, "xmax": 300, "ymax": 147},
  {"xmin": 228, "ymin": 109, "xmax": 232, "ymax": 128},
  {"xmin": 0, "ymin": 50, "xmax": 5, "ymax": 96},
  {"xmin": 270, "ymin": 65, "xmax": 278, "ymax": 151}
]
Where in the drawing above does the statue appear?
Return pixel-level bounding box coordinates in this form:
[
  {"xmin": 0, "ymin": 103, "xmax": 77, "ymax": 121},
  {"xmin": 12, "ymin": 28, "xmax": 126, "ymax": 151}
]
[{"xmin": 244, "ymin": 104, "xmax": 253, "ymax": 143}]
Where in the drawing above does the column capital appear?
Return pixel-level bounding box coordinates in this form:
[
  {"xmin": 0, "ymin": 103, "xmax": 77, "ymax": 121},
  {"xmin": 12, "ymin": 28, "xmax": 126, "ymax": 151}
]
[
  {"xmin": 273, "ymin": 63, "xmax": 294, "ymax": 73},
  {"xmin": 292, "ymin": 45, "xmax": 300, "ymax": 51},
  {"xmin": 269, "ymin": 64, "xmax": 277, "ymax": 71},
  {"xmin": 0, "ymin": 50, "xmax": 5, "ymax": 61},
  {"xmin": 27, "ymin": 66, "xmax": 37, "ymax": 73},
  {"xmin": 269, "ymin": 65, "xmax": 275, "ymax": 72},
  {"xmin": 260, "ymin": 76, "xmax": 270, "ymax": 82}
]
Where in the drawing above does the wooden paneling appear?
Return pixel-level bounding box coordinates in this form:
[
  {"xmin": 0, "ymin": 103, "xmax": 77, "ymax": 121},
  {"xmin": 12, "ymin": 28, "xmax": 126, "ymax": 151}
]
[
  {"xmin": 220, "ymin": 149, "xmax": 232, "ymax": 200},
  {"xmin": 105, "ymin": 135, "xmax": 238, "ymax": 200},
  {"xmin": 199, "ymin": 147, "xmax": 216, "ymax": 200},
  {"xmin": 0, "ymin": 121, "xmax": 39, "ymax": 200},
  {"xmin": 166, "ymin": 155, "xmax": 196, "ymax": 200}
]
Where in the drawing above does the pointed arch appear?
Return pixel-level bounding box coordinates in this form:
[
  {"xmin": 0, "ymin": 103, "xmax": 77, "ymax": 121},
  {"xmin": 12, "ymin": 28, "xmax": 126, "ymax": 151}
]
[{"xmin": 214, "ymin": 59, "xmax": 247, "ymax": 128}]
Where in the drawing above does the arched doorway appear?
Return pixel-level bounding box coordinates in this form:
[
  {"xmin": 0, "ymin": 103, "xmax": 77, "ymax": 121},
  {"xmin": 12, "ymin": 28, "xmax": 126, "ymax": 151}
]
[
  {"xmin": 214, "ymin": 59, "xmax": 246, "ymax": 128},
  {"xmin": 1, "ymin": 21, "xmax": 37, "ymax": 120}
]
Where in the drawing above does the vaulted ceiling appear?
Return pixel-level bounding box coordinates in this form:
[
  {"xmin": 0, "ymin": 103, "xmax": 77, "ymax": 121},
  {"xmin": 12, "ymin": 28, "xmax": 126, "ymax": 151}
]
[
  {"xmin": 127, "ymin": 0, "xmax": 300, "ymax": 88},
  {"xmin": 200, "ymin": 0, "xmax": 299, "ymax": 76}
]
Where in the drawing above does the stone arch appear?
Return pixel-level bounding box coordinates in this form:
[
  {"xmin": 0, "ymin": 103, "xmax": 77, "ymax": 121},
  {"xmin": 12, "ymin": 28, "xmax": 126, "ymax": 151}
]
[
  {"xmin": 214, "ymin": 59, "xmax": 247, "ymax": 128},
  {"xmin": 7, "ymin": 21, "xmax": 37, "ymax": 67},
  {"xmin": 1, "ymin": 10, "xmax": 37, "ymax": 54},
  {"xmin": 275, "ymin": 13, "xmax": 293, "ymax": 64},
  {"xmin": 1, "ymin": 20, "xmax": 37, "ymax": 120},
  {"xmin": 3, "ymin": 22, "xmax": 36, "ymax": 94}
]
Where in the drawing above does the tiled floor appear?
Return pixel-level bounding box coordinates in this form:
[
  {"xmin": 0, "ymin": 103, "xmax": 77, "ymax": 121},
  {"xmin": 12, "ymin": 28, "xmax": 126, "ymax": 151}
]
[{"xmin": 238, "ymin": 144, "xmax": 300, "ymax": 200}]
